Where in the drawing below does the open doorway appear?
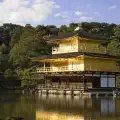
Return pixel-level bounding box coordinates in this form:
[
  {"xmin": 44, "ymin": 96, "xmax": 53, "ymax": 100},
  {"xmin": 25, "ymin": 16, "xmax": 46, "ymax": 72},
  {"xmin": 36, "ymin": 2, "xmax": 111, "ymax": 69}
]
[{"xmin": 85, "ymin": 76, "xmax": 100, "ymax": 89}]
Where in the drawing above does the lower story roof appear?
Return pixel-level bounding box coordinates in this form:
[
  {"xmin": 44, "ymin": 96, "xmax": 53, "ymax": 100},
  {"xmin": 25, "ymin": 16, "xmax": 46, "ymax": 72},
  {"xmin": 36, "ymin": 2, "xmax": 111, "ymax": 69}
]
[{"xmin": 30, "ymin": 52, "xmax": 120, "ymax": 61}]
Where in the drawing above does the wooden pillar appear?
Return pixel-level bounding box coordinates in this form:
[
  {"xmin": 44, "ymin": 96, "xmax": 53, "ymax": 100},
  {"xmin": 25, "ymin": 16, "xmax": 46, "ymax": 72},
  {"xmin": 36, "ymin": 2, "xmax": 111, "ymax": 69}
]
[
  {"xmin": 44, "ymin": 74, "xmax": 46, "ymax": 84},
  {"xmin": 68, "ymin": 75, "xmax": 71, "ymax": 88},
  {"xmin": 51, "ymin": 78, "xmax": 52, "ymax": 86},
  {"xmin": 79, "ymin": 76, "xmax": 80, "ymax": 87},
  {"xmin": 59, "ymin": 77, "xmax": 61, "ymax": 88},
  {"xmin": 100, "ymin": 72, "xmax": 101, "ymax": 88},
  {"xmin": 83, "ymin": 73, "xmax": 85, "ymax": 91},
  {"xmin": 115, "ymin": 73, "xmax": 117, "ymax": 88},
  {"xmin": 67, "ymin": 79, "xmax": 69, "ymax": 88}
]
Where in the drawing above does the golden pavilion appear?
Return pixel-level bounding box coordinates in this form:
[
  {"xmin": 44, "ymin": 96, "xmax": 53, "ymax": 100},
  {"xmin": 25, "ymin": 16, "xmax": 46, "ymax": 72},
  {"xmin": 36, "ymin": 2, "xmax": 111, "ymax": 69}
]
[{"xmin": 31, "ymin": 28, "xmax": 120, "ymax": 91}]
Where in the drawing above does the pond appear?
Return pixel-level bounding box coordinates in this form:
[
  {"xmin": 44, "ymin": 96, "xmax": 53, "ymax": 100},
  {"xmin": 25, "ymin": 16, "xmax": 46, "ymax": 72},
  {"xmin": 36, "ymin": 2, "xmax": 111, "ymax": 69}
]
[{"xmin": 0, "ymin": 94, "xmax": 120, "ymax": 120}]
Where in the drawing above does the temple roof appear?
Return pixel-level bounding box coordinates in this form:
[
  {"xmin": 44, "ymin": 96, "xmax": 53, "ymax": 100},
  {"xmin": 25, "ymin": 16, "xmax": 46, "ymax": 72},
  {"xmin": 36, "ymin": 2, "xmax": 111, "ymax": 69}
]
[
  {"xmin": 31, "ymin": 52, "xmax": 120, "ymax": 60},
  {"xmin": 45, "ymin": 29, "xmax": 108, "ymax": 41}
]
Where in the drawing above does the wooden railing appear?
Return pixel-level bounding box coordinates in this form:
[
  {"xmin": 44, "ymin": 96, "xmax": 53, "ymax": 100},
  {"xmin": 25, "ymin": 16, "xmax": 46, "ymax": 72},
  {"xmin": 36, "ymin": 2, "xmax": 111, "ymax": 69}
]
[
  {"xmin": 36, "ymin": 66, "xmax": 101, "ymax": 73},
  {"xmin": 52, "ymin": 47, "xmax": 77, "ymax": 54},
  {"xmin": 36, "ymin": 66, "xmax": 84, "ymax": 73}
]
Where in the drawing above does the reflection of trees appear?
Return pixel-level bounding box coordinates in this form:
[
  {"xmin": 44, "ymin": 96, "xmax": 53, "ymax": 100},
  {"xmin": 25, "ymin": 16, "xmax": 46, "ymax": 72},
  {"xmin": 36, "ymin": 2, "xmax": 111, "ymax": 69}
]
[{"xmin": 0, "ymin": 95, "xmax": 36, "ymax": 119}]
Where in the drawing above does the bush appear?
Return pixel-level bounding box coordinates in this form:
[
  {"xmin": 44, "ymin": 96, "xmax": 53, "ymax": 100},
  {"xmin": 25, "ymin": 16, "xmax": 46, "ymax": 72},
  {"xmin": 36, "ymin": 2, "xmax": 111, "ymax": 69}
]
[{"xmin": 4, "ymin": 69, "xmax": 14, "ymax": 78}]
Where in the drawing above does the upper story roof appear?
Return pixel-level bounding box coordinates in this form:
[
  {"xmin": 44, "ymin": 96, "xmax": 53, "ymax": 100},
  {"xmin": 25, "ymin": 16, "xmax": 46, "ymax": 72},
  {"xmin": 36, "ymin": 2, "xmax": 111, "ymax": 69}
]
[{"xmin": 44, "ymin": 29, "xmax": 108, "ymax": 42}]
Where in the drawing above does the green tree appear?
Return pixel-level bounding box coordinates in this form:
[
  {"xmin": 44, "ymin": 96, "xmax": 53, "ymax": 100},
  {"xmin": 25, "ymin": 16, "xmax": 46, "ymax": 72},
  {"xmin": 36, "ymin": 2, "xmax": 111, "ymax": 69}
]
[
  {"xmin": 15, "ymin": 68, "xmax": 32, "ymax": 87},
  {"xmin": 107, "ymin": 25, "xmax": 120, "ymax": 56},
  {"xmin": 4, "ymin": 69, "xmax": 14, "ymax": 78},
  {"xmin": 0, "ymin": 23, "xmax": 22, "ymax": 46},
  {"xmin": 10, "ymin": 27, "xmax": 23, "ymax": 48},
  {"xmin": 107, "ymin": 39, "xmax": 120, "ymax": 56},
  {"xmin": 9, "ymin": 27, "xmax": 50, "ymax": 68},
  {"xmin": 0, "ymin": 54, "xmax": 10, "ymax": 72},
  {"xmin": 0, "ymin": 44, "xmax": 8, "ymax": 54},
  {"xmin": 107, "ymin": 25, "xmax": 120, "ymax": 88},
  {"xmin": 59, "ymin": 25, "xmax": 70, "ymax": 34},
  {"xmin": 35, "ymin": 25, "xmax": 49, "ymax": 35}
]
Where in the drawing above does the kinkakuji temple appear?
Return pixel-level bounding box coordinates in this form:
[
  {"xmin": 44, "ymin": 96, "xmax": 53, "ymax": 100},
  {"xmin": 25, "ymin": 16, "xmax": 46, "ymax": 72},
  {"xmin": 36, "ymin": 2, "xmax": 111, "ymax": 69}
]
[{"xmin": 31, "ymin": 28, "xmax": 120, "ymax": 92}]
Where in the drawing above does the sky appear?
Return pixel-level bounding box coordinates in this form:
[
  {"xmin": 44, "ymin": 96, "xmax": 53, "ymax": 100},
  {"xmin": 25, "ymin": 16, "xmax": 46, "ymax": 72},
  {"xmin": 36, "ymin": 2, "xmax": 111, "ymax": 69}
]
[{"xmin": 0, "ymin": 0, "xmax": 120, "ymax": 26}]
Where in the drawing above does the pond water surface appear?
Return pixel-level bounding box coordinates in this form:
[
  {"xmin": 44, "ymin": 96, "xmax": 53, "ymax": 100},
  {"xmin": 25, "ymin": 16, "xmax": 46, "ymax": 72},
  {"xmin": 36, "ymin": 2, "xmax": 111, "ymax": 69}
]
[{"xmin": 0, "ymin": 94, "xmax": 120, "ymax": 120}]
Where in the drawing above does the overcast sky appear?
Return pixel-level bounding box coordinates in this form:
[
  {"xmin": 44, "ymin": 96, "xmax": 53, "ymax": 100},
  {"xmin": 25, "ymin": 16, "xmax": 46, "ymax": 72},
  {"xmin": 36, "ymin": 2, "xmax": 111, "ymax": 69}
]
[{"xmin": 0, "ymin": 0, "xmax": 119, "ymax": 26}]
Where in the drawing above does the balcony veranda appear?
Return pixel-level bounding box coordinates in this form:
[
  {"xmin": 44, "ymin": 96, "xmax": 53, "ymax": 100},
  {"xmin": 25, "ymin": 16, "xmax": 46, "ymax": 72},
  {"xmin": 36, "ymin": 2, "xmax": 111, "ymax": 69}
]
[
  {"xmin": 36, "ymin": 65, "xmax": 104, "ymax": 73},
  {"xmin": 36, "ymin": 66, "xmax": 85, "ymax": 73}
]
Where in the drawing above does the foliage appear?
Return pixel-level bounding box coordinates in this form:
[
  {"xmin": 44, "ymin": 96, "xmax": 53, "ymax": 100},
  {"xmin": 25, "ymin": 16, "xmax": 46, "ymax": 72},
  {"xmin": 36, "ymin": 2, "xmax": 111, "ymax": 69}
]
[
  {"xmin": 117, "ymin": 76, "xmax": 120, "ymax": 88},
  {"xmin": 15, "ymin": 68, "xmax": 34, "ymax": 87},
  {"xmin": 0, "ymin": 54, "xmax": 10, "ymax": 72},
  {"xmin": 106, "ymin": 25, "xmax": 120, "ymax": 88},
  {"xmin": 114, "ymin": 25, "xmax": 120, "ymax": 39},
  {"xmin": 107, "ymin": 39, "xmax": 120, "ymax": 56},
  {"xmin": 107, "ymin": 25, "xmax": 120, "ymax": 56},
  {"xmin": 10, "ymin": 27, "xmax": 49, "ymax": 68},
  {"xmin": 0, "ymin": 44, "xmax": 8, "ymax": 54},
  {"xmin": 4, "ymin": 69, "xmax": 14, "ymax": 78},
  {"xmin": 10, "ymin": 27, "xmax": 23, "ymax": 48},
  {"xmin": 0, "ymin": 23, "xmax": 22, "ymax": 46},
  {"xmin": 80, "ymin": 22, "xmax": 116, "ymax": 38},
  {"xmin": 59, "ymin": 25, "xmax": 71, "ymax": 34}
]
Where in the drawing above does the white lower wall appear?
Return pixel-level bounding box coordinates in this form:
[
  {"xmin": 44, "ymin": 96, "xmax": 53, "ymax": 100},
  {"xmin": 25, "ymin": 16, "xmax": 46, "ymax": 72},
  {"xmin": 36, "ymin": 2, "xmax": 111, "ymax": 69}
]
[
  {"xmin": 100, "ymin": 75, "xmax": 115, "ymax": 88},
  {"xmin": 101, "ymin": 77, "xmax": 107, "ymax": 87},
  {"xmin": 108, "ymin": 78, "xmax": 115, "ymax": 87}
]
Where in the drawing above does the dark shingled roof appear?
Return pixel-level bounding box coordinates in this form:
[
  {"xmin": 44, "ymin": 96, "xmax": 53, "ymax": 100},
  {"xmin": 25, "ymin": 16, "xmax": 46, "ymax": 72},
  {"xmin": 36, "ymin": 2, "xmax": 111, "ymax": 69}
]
[
  {"xmin": 31, "ymin": 52, "xmax": 120, "ymax": 60},
  {"xmin": 45, "ymin": 29, "xmax": 107, "ymax": 41}
]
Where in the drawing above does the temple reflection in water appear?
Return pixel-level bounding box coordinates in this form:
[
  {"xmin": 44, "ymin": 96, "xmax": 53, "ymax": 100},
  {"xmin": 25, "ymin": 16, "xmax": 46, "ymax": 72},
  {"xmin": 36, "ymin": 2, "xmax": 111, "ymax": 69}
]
[
  {"xmin": 0, "ymin": 94, "xmax": 120, "ymax": 120},
  {"xmin": 36, "ymin": 95, "xmax": 120, "ymax": 120}
]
